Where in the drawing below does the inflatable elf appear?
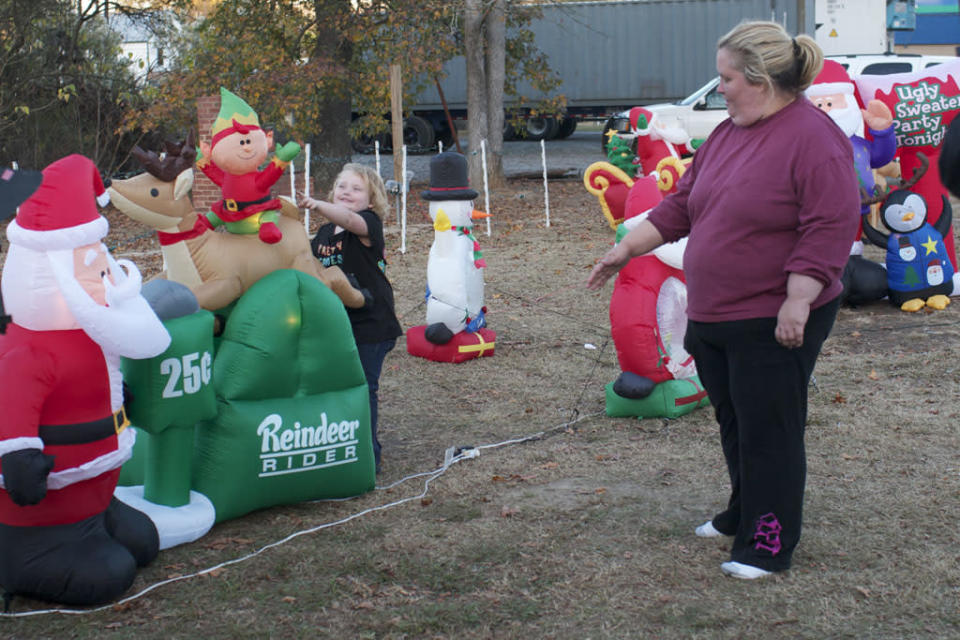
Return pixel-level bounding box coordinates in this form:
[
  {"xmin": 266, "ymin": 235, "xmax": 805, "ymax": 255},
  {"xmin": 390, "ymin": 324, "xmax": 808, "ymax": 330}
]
[{"xmin": 197, "ymin": 87, "xmax": 301, "ymax": 244}]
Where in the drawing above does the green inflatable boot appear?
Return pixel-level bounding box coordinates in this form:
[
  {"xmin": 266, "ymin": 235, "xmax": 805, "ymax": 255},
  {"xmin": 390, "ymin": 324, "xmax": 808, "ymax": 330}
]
[{"xmin": 117, "ymin": 309, "xmax": 219, "ymax": 548}]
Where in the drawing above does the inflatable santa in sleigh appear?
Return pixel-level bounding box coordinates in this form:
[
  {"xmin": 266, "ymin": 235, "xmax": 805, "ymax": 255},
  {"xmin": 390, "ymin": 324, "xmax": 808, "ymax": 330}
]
[{"xmin": 585, "ymin": 173, "xmax": 709, "ymax": 419}]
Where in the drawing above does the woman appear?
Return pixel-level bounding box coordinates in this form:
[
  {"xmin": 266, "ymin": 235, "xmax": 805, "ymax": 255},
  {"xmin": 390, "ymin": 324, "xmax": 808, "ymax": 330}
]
[{"xmin": 587, "ymin": 21, "xmax": 859, "ymax": 578}]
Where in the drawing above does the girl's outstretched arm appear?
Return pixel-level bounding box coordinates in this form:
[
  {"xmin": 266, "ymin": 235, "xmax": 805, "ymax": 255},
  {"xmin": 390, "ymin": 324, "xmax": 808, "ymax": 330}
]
[{"xmin": 298, "ymin": 195, "xmax": 369, "ymax": 237}]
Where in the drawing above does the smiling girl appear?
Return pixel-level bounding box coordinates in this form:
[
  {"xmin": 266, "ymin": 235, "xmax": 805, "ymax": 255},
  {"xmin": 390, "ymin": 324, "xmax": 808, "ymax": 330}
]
[{"xmin": 300, "ymin": 164, "xmax": 402, "ymax": 474}]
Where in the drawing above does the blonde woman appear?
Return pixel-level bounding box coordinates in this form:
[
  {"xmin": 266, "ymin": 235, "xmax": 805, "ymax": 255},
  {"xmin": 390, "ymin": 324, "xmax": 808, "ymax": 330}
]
[{"xmin": 588, "ymin": 21, "xmax": 859, "ymax": 578}]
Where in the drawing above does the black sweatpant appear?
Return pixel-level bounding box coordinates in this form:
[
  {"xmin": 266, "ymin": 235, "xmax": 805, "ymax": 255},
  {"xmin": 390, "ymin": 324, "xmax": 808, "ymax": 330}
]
[{"xmin": 683, "ymin": 296, "xmax": 839, "ymax": 572}]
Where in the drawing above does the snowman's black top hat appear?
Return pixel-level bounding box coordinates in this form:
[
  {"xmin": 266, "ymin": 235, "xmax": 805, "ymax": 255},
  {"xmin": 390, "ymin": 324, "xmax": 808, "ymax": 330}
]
[
  {"xmin": 0, "ymin": 168, "xmax": 43, "ymax": 220},
  {"xmin": 421, "ymin": 152, "xmax": 478, "ymax": 201}
]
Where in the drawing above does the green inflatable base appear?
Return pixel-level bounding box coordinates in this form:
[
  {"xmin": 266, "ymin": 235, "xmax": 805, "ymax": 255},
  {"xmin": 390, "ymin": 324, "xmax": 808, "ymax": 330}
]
[
  {"xmin": 118, "ymin": 269, "xmax": 376, "ymax": 527},
  {"xmin": 193, "ymin": 269, "xmax": 375, "ymax": 523},
  {"xmin": 117, "ymin": 427, "xmax": 149, "ymax": 487},
  {"xmin": 604, "ymin": 377, "xmax": 710, "ymax": 420}
]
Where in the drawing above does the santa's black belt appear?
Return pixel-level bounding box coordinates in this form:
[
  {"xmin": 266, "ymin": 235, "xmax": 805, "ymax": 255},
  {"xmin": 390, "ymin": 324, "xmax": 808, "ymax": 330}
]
[
  {"xmin": 38, "ymin": 407, "xmax": 129, "ymax": 446},
  {"xmin": 221, "ymin": 195, "xmax": 272, "ymax": 212}
]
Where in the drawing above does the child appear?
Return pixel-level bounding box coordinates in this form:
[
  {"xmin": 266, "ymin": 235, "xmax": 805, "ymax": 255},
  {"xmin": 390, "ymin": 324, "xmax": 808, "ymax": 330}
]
[{"xmin": 299, "ymin": 164, "xmax": 402, "ymax": 474}]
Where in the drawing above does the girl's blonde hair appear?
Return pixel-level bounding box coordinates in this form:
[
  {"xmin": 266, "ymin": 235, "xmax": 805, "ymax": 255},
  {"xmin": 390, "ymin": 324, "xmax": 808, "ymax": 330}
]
[
  {"xmin": 329, "ymin": 163, "xmax": 389, "ymax": 218},
  {"xmin": 718, "ymin": 21, "xmax": 823, "ymax": 96}
]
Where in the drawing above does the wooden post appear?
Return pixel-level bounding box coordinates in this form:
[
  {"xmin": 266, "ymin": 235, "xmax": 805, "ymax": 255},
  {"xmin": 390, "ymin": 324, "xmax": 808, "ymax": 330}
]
[
  {"xmin": 434, "ymin": 77, "xmax": 462, "ymax": 153},
  {"xmin": 390, "ymin": 65, "xmax": 404, "ymax": 182}
]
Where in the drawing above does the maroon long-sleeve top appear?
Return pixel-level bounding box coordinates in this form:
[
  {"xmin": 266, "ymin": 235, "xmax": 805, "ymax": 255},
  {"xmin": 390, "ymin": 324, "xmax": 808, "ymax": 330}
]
[{"xmin": 648, "ymin": 97, "xmax": 860, "ymax": 322}]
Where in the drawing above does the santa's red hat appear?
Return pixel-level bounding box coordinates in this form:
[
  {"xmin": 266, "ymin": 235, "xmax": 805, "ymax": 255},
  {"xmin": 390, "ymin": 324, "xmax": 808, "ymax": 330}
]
[
  {"xmin": 805, "ymin": 59, "xmax": 855, "ymax": 98},
  {"xmin": 629, "ymin": 107, "xmax": 655, "ymax": 134},
  {"xmin": 6, "ymin": 154, "xmax": 110, "ymax": 252}
]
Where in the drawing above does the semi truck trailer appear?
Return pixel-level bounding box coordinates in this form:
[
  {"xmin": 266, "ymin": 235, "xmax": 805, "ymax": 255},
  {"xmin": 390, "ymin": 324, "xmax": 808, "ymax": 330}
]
[{"xmin": 355, "ymin": 0, "xmax": 815, "ymax": 152}]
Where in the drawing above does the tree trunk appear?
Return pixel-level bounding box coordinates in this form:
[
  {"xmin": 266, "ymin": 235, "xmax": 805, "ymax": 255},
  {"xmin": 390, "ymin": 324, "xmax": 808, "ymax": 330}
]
[
  {"xmin": 484, "ymin": 0, "xmax": 506, "ymax": 189},
  {"xmin": 464, "ymin": 0, "xmax": 488, "ymax": 191},
  {"xmin": 464, "ymin": 0, "xmax": 507, "ymax": 191},
  {"xmin": 310, "ymin": 0, "xmax": 354, "ymax": 192}
]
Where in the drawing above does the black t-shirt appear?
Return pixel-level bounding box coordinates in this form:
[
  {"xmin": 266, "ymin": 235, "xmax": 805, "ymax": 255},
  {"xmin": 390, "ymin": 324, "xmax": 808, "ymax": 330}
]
[{"xmin": 311, "ymin": 209, "xmax": 403, "ymax": 344}]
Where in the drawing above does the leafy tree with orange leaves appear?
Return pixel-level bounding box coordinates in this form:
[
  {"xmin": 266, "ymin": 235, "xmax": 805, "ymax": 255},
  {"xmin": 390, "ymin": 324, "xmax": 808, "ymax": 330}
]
[
  {"xmin": 125, "ymin": 0, "xmax": 562, "ymax": 187},
  {"xmin": 126, "ymin": 0, "xmax": 461, "ymax": 186}
]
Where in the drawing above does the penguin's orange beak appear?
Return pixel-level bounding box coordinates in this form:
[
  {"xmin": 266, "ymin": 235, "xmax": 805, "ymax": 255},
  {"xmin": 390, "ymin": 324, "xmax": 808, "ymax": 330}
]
[
  {"xmin": 472, "ymin": 209, "xmax": 490, "ymax": 219},
  {"xmin": 902, "ymin": 211, "xmax": 915, "ymax": 222}
]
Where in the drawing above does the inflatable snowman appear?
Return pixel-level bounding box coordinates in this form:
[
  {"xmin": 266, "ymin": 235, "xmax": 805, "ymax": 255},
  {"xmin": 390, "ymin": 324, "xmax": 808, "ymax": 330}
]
[{"xmin": 406, "ymin": 152, "xmax": 495, "ymax": 363}]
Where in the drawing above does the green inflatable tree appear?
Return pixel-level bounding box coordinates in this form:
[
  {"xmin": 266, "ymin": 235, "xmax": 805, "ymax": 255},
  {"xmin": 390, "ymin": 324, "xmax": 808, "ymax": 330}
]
[{"xmin": 606, "ymin": 132, "xmax": 638, "ymax": 177}]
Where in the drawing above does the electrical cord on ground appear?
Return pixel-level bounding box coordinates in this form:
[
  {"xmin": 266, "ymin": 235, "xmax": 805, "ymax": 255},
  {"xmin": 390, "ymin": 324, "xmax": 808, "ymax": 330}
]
[
  {"xmin": 0, "ymin": 408, "xmax": 604, "ymax": 618},
  {"xmin": 0, "ymin": 230, "xmax": 618, "ymax": 617}
]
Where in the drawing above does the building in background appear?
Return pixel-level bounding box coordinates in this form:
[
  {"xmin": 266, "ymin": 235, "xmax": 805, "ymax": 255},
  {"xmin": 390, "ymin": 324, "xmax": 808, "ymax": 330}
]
[
  {"xmin": 109, "ymin": 13, "xmax": 175, "ymax": 80},
  {"xmin": 892, "ymin": 0, "xmax": 960, "ymax": 56}
]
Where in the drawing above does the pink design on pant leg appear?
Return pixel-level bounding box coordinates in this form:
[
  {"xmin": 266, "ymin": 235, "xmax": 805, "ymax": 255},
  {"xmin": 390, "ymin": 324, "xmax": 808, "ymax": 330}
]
[{"xmin": 753, "ymin": 512, "xmax": 782, "ymax": 556}]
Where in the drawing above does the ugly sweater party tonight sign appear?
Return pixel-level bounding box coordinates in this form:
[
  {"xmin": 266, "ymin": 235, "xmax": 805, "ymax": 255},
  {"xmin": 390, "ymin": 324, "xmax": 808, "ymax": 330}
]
[
  {"xmin": 855, "ymin": 58, "xmax": 960, "ymax": 149},
  {"xmin": 855, "ymin": 58, "xmax": 960, "ymax": 268}
]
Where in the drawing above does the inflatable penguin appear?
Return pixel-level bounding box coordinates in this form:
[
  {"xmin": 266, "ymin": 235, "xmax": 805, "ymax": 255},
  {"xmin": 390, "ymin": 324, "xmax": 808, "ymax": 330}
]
[
  {"xmin": 406, "ymin": 152, "xmax": 495, "ymax": 363},
  {"xmin": 864, "ymin": 190, "xmax": 959, "ymax": 311}
]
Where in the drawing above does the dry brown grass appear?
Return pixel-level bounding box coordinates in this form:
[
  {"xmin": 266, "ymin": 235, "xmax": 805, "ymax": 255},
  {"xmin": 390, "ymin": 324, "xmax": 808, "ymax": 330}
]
[{"xmin": 3, "ymin": 179, "xmax": 960, "ymax": 638}]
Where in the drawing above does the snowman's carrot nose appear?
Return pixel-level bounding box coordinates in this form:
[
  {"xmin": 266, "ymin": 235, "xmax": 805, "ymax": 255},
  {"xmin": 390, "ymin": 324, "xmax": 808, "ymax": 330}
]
[{"xmin": 472, "ymin": 209, "xmax": 490, "ymax": 219}]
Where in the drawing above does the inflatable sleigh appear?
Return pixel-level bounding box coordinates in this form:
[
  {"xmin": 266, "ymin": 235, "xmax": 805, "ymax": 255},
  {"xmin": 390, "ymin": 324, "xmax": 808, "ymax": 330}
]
[{"xmin": 585, "ymin": 172, "xmax": 709, "ymax": 419}]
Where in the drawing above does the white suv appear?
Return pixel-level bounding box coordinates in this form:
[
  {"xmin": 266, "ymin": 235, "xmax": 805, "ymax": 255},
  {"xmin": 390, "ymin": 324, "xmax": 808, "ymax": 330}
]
[{"xmin": 603, "ymin": 53, "xmax": 957, "ymax": 147}]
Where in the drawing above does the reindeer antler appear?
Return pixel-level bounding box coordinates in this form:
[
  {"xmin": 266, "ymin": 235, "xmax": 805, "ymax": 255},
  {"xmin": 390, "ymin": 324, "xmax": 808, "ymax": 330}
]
[
  {"xmin": 861, "ymin": 152, "xmax": 929, "ymax": 206},
  {"xmin": 131, "ymin": 130, "xmax": 197, "ymax": 183}
]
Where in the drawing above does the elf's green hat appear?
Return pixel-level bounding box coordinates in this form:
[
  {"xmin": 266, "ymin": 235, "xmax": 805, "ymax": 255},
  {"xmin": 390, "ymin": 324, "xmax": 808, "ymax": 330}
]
[{"xmin": 210, "ymin": 87, "xmax": 261, "ymax": 148}]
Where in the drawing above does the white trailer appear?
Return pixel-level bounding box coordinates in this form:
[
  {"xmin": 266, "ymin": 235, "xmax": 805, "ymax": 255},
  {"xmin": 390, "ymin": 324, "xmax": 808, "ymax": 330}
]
[{"xmin": 815, "ymin": 0, "xmax": 889, "ymax": 56}]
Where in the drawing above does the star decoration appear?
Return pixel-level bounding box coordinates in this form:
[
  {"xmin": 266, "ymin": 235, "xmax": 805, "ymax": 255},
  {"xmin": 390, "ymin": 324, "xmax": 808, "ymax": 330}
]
[{"xmin": 922, "ymin": 234, "xmax": 939, "ymax": 256}]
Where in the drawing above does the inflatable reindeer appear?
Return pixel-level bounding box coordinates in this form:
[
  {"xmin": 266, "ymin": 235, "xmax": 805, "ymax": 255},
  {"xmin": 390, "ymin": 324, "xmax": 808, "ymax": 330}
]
[{"xmin": 108, "ymin": 135, "xmax": 366, "ymax": 311}]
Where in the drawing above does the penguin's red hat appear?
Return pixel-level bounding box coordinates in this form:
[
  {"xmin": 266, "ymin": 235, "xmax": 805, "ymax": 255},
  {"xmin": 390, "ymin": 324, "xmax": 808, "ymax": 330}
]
[{"xmin": 6, "ymin": 154, "xmax": 110, "ymax": 252}]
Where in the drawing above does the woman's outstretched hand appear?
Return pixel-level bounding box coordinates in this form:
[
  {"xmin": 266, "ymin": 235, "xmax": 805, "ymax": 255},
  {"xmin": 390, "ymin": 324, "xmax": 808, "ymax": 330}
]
[{"xmin": 586, "ymin": 243, "xmax": 630, "ymax": 290}]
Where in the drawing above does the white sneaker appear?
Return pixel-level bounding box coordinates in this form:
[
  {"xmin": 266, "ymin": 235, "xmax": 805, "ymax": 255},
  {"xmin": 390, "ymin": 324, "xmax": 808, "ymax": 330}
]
[
  {"xmin": 695, "ymin": 520, "xmax": 726, "ymax": 538},
  {"xmin": 721, "ymin": 561, "xmax": 773, "ymax": 580}
]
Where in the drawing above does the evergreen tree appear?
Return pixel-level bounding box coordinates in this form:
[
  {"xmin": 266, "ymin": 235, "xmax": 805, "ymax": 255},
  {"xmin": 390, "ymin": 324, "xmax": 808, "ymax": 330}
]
[{"xmin": 606, "ymin": 133, "xmax": 637, "ymax": 177}]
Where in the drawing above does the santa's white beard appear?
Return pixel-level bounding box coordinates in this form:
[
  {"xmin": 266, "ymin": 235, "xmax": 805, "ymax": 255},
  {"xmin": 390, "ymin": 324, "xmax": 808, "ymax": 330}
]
[
  {"xmin": 649, "ymin": 120, "xmax": 690, "ymax": 145},
  {"xmin": 828, "ymin": 102, "xmax": 865, "ymax": 138},
  {"xmin": 48, "ymin": 249, "xmax": 170, "ymax": 359}
]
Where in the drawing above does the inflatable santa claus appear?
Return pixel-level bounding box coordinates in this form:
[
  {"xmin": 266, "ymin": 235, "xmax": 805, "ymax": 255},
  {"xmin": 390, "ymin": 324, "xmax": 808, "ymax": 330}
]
[
  {"xmin": 0, "ymin": 155, "xmax": 171, "ymax": 606},
  {"xmin": 626, "ymin": 107, "xmax": 699, "ymax": 193},
  {"xmin": 805, "ymin": 59, "xmax": 895, "ymax": 305},
  {"xmin": 605, "ymin": 175, "xmax": 708, "ymax": 419}
]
